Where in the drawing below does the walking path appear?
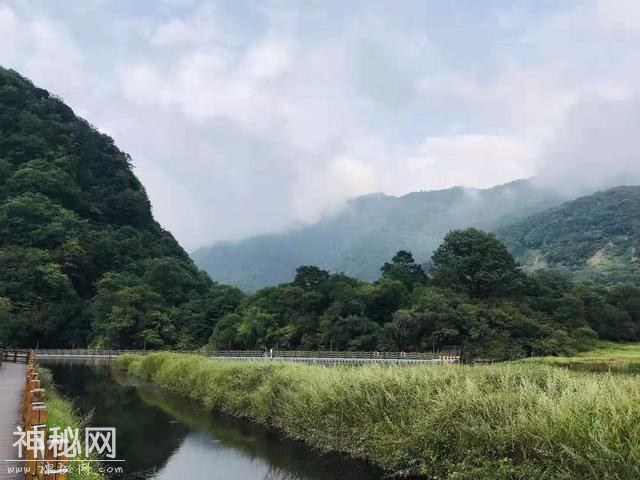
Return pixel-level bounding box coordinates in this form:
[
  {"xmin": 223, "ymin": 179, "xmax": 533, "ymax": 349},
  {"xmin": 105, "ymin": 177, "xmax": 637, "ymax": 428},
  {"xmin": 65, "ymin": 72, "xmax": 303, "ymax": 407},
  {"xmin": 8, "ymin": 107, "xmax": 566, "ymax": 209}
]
[{"xmin": 0, "ymin": 362, "xmax": 25, "ymax": 480}]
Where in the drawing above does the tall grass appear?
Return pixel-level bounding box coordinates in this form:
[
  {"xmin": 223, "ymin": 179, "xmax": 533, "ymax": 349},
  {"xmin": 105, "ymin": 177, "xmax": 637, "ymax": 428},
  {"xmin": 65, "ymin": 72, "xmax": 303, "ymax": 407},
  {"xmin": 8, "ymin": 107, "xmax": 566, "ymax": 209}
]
[
  {"xmin": 117, "ymin": 353, "xmax": 640, "ymax": 479},
  {"xmin": 38, "ymin": 368, "xmax": 105, "ymax": 480},
  {"xmin": 526, "ymin": 342, "xmax": 640, "ymax": 373}
]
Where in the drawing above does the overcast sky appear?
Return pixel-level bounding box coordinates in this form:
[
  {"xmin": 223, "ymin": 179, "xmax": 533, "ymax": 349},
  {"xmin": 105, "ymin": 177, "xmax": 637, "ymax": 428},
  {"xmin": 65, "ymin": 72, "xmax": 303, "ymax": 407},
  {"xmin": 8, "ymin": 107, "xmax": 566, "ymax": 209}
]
[{"xmin": 1, "ymin": 0, "xmax": 640, "ymax": 250}]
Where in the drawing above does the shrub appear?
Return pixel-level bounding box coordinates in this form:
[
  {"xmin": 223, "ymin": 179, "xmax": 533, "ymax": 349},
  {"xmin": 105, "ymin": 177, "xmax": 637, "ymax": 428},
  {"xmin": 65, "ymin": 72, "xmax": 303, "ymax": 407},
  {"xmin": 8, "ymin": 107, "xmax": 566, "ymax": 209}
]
[{"xmin": 117, "ymin": 354, "xmax": 640, "ymax": 479}]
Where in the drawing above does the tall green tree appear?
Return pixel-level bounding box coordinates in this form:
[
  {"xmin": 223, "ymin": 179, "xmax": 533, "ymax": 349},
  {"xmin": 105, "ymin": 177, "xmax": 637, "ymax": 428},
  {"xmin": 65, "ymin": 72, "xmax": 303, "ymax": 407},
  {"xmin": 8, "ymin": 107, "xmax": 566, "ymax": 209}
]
[
  {"xmin": 431, "ymin": 228, "xmax": 524, "ymax": 298},
  {"xmin": 380, "ymin": 250, "xmax": 427, "ymax": 289},
  {"xmin": 293, "ymin": 265, "xmax": 330, "ymax": 291}
]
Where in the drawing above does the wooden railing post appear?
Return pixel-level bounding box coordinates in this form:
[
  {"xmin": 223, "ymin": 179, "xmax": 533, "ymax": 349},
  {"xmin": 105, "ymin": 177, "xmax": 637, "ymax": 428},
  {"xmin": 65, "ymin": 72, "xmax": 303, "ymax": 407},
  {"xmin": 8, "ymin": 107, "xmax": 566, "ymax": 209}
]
[
  {"xmin": 44, "ymin": 438, "xmax": 69, "ymax": 480},
  {"xmin": 20, "ymin": 350, "xmax": 67, "ymax": 480},
  {"xmin": 23, "ymin": 372, "xmax": 45, "ymax": 479}
]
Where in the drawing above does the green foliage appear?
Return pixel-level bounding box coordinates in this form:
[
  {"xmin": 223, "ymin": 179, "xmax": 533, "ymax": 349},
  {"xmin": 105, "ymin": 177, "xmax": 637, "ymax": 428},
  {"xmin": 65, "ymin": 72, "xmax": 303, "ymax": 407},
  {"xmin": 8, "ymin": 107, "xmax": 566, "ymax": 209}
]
[
  {"xmin": 293, "ymin": 265, "xmax": 330, "ymax": 290},
  {"xmin": 431, "ymin": 228, "xmax": 524, "ymax": 298},
  {"xmin": 207, "ymin": 238, "xmax": 640, "ymax": 359},
  {"xmin": 0, "ymin": 193, "xmax": 85, "ymax": 248},
  {"xmin": 0, "ymin": 67, "xmax": 243, "ymax": 348},
  {"xmin": 499, "ymin": 186, "xmax": 640, "ymax": 285},
  {"xmin": 0, "ymin": 246, "xmax": 82, "ymax": 346},
  {"xmin": 119, "ymin": 353, "xmax": 640, "ymax": 479},
  {"xmin": 5, "ymin": 159, "xmax": 81, "ymax": 208},
  {"xmin": 381, "ymin": 309, "xmax": 422, "ymax": 351},
  {"xmin": 524, "ymin": 342, "xmax": 640, "ymax": 373},
  {"xmin": 380, "ymin": 250, "xmax": 426, "ymax": 289}
]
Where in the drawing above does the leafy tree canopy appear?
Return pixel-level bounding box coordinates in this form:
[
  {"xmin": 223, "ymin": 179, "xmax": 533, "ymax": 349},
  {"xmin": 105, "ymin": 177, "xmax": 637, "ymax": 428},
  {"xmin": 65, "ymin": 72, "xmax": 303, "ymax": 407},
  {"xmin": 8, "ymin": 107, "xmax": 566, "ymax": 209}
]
[
  {"xmin": 380, "ymin": 250, "xmax": 427, "ymax": 289},
  {"xmin": 0, "ymin": 67, "xmax": 241, "ymax": 348},
  {"xmin": 431, "ymin": 228, "xmax": 524, "ymax": 298}
]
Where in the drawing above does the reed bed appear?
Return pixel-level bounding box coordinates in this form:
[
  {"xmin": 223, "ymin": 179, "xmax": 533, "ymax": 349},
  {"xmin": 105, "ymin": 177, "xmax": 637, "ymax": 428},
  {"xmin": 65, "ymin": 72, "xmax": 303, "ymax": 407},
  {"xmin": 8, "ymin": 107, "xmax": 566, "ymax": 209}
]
[
  {"xmin": 526, "ymin": 342, "xmax": 640, "ymax": 373},
  {"xmin": 117, "ymin": 353, "xmax": 640, "ymax": 479}
]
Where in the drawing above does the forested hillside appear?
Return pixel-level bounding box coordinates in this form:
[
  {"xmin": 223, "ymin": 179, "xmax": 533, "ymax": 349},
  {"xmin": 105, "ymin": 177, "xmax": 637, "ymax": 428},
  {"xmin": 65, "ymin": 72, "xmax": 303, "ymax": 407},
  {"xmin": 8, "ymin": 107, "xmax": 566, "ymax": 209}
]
[
  {"xmin": 206, "ymin": 229, "xmax": 640, "ymax": 358},
  {"xmin": 193, "ymin": 180, "xmax": 569, "ymax": 291},
  {"xmin": 499, "ymin": 186, "xmax": 640, "ymax": 285},
  {"xmin": 2, "ymin": 67, "xmax": 638, "ymax": 358},
  {"xmin": 0, "ymin": 67, "xmax": 242, "ymax": 348}
]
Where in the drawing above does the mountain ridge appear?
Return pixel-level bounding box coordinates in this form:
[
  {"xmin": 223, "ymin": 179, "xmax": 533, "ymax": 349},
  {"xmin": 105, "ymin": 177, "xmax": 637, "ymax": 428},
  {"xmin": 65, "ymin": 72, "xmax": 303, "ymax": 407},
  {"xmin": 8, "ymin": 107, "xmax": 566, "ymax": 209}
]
[
  {"xmin": 192, "ymin": 178, "xmax": 576, "ymax": 291},
  {"xmin": 0, "ymin": 66, "xmax": 241, "ymax": 348},
  {"xmin": 498, "ymin": 185, "xmax": 640, "ymax": 285}
]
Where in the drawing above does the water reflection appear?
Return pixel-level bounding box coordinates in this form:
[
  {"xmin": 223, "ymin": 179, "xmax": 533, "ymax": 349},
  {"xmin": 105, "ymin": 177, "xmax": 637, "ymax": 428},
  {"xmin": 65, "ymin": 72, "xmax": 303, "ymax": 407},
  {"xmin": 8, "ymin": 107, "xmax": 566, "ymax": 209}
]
[
  {"xmin": 42, "ymin": 360, "xmax": 385, "ymax": 480},
  {"xmin": 42, "ymin": 360, "xmax": 187, "ymax": 478}
]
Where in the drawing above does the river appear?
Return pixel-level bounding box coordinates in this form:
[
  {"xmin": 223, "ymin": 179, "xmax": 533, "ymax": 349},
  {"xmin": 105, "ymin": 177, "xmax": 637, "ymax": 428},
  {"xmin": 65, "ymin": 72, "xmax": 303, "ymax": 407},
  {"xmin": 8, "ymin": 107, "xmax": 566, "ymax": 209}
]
[{"xmin": 42, "ymin": 359, "xmax": 385, "ymax": 480}]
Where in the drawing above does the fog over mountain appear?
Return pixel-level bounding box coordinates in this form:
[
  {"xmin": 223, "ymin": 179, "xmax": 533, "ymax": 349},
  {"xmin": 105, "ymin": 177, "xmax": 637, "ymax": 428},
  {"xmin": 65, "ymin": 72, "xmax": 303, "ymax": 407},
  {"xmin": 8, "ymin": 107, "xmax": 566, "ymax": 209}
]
[
  {"xmin": 193, "ymin": 88, "xmax": 640, "ymax": 291},
  {"xmin": 2, "ymin": 1, "xmax": 640, "ymax": 251},
  {"xmin": 534, "ymin": 96, "xmax": 640, "ymax": 194},
  {"xmin": 499, "ymin": 185, "xmax": 640, "ymax": 286},
  {"xmin": 191, "ymin": 178, "xmax": 573, "ymax": 291}
]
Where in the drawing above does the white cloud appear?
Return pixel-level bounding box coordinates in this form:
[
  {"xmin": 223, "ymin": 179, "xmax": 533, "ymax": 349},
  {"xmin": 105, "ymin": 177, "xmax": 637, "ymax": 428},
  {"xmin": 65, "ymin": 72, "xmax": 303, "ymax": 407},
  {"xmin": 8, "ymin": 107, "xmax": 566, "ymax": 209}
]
[
  {"xmin": 291, "ymin": 156, "xmax": 380, "ymax": 222},
  {"xmin": 2, "ymin": 0, "xmax": 640, "ymax": 251},
  {"xmin": 593, "ymin": 0, "xmax": 640, "ymax": 33},
  {"xmin": 244, "ymin": 38, "xmax": 294, "ymax": 80},
  {"xmin": 147, "ymin": 6, "xmax": 225, "ymax": 47},
  {"xmin": 535, "ymin": 96, "xmax": 640, "ymax": 193},
  {"xmin": 402, "ymin": 135, "xmax": 536, "ymax": 192},
  {"xmin": 0, "ymin": 5, "xmax": 17, "ymax": 56},
  {"xmin": 0, "ymin": 3, "xmax": 98, "ymax": 122}
]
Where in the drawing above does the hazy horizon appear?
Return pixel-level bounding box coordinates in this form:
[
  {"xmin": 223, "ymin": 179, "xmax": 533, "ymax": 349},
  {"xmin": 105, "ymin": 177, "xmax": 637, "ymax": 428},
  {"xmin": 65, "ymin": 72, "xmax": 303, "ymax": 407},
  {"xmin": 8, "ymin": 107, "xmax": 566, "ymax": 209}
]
[{"xmin": 3, "ymin": 0, "xmax": 640, "ymax": 250}]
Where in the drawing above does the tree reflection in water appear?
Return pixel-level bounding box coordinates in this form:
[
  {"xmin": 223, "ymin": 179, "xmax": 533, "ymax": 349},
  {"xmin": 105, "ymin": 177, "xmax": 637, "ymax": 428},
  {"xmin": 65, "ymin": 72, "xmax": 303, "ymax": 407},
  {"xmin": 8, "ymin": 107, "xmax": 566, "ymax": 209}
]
[{"xmin": 44, "ymin": 360, "xmax": 385, "ymax": 480}]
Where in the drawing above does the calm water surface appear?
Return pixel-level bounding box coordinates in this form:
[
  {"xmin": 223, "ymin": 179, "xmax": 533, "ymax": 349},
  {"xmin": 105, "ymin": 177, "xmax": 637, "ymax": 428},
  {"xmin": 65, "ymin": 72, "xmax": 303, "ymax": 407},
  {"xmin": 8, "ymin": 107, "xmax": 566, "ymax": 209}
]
[{"xmin": 42, "ymin": 360, "xmax": 385, "ymax": 480}]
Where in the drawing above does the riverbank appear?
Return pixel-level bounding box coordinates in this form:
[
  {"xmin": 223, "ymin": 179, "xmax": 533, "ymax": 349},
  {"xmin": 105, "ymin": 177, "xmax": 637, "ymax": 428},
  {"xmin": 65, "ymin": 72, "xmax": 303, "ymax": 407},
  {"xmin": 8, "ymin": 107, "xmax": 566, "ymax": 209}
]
[
  {"xmin": 524, "ymin": 342, "xmax": 640, "ymax": 373},
  {"xmin": 117, "ymin": 353, "xmax": 640, "ymax": 479},
  {"xmin": 38, "ymin": 368, "xmax": 105, "ymax": 480}
]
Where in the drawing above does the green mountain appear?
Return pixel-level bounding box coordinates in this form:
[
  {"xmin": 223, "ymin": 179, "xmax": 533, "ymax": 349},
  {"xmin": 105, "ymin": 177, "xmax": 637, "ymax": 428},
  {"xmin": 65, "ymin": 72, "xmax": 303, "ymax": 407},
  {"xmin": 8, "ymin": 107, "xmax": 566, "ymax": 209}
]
[
  {"xmin": 1, "ymin": 67, "xmax": 637, "ymax": 356},
  {"xmin": 192, "ymin": 180, "xmax": 571, "ymax": 291},
  {"xmin": 498, "ymin": 186, "xmax": 640, "ymax": 285},
  {"xmin": 0, "ymin": 67, "xmax": 242, "ymax": 348}
]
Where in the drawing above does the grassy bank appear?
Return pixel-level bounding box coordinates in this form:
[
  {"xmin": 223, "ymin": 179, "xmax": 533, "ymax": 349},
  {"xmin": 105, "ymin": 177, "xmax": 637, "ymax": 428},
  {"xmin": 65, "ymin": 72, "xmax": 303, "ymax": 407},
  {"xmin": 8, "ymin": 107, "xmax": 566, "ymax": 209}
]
[
  {"xmin": 117, "ymin": 353, "xmax": 640, "ymax": 479},
  {"xmin": 526, "ymin": 342, "xmax": 640, "ymax": 373},
  {"xmin": 38, "ymin": 368, "xmax": 105, "ymax": 480}
]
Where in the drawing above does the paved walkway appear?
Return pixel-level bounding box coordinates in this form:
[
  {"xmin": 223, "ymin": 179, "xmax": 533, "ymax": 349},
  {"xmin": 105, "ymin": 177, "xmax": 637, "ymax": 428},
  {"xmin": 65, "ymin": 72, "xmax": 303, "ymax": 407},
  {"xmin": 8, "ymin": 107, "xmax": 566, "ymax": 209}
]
[{"xmin": 0, "ymin": 362, "xmax": 25, "ymax": 480}]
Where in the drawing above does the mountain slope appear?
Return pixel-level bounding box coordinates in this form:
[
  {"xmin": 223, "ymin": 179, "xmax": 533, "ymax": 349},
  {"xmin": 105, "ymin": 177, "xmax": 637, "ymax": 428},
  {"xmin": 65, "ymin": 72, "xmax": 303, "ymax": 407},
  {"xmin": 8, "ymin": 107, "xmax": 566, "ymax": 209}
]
[
  {"xmin": 498, "ymin": 186, "xmax": 640, "ymax": 285},
  {"xmin": 0, "ymin": 67, "xmax": 241, "ymax": 348},
  {"xmin": 193, "ymin": 180, "xmax": 571, "ymax": 291}
]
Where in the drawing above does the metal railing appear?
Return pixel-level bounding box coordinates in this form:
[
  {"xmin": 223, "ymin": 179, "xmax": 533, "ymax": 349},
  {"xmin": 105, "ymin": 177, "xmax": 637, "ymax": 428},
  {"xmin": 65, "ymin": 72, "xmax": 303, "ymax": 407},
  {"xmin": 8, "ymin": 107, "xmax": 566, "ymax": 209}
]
[
  {"xmin": 0, "ymin": 349, "xmax": 29, "ymax": 363},
  {"xmin": 4, "ymin": 348, "xmax": 462, "ymax": 364}
]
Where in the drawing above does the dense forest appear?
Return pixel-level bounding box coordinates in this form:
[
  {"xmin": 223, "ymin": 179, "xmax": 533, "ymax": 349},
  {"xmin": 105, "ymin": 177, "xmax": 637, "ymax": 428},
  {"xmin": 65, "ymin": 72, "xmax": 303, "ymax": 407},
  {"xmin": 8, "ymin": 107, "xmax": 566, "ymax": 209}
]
[
  {"xmin": 1, "ymin": 67, "xmax": 639, "ymax": 359},
  {"xmin": 0, "ymin": 67, "xmax": 242, "ymax": 349},
  {"xmin": 499, "ymin": 186, "xmax": 640, "ymax": 285},
  {"xmin": 207, "ymin": 229, "xmax": 640, "ymax": 359}
]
